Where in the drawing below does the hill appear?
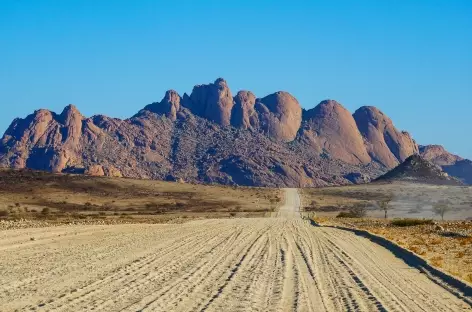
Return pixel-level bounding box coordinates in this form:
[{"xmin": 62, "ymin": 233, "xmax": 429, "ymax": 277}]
[{"xmin": 375, "ymin": 155, "xmax": 463, "ymax": 185}]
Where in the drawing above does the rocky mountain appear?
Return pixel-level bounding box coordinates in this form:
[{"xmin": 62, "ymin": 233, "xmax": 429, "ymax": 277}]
[
  {"xmin": 300, "ymin": 100, "xmax": 371, "ymax": 165},
  {"xmin": 353, "ymin": 106, "xmax": 418, "ymax": 168},
  {"xmin": 419, "ymin": 145, "xmax": 462, "ymax": 166},
  {"xmin": 0, "ymin": 78, "xmax": 469, "ymax": 186},
  {"xmin": 419, "ymin": 145, "xmax": 472, "ymax": 184},
  {"xmin": 375, "ymin": 155, "xmax": 463, "ymax": 185}
]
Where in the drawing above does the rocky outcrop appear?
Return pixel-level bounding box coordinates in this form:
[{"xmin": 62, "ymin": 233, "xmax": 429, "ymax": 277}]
[
  {"xmin": 182, "ymin": 78, "xmax": 234, "ymax": 126},
  {"xmin": 0, "ymin": 105, "xmax": 86, "ymax": 173},
  {"xmin": 230, "ymin": 91, "xmax": 259, "ymax": 131},
  {"xmin": 301, "ymin": 100, "xmax": 371, "ymax": 165},
  {"xmin": 419, "ymin": 145, "xmax": 472, "ymax": 184},
  {"xmin": 255, "ymin": 92, "xmax": 302, "ymax": 142},
  {"xmin": 230, "ymin": 90, "xmax": 302, "ymax": 142},
  {"xmin": 344, "ymin": 172, "xmax": 371, "ymax": 184},
  {"xmin": 0, "ymin": 102, "xmax": 384, "ymax": 186},
  {"xmin": 1, "ymin": 77, "xmax": 470, "ymax": 186},
  {"xmin": 376, "ymin": 155, "xmax": 462, "ymax": 185},
  {"xmin": 142, "ymin": 90, "xmax": 181, "ymax": 121},
  {"xmin": 419, "ymin": 145, "xmax": 462, "ymax": 166},
  {"xmin": 353, "ymin": 106, "xmax": 418, "ymax": 168}
]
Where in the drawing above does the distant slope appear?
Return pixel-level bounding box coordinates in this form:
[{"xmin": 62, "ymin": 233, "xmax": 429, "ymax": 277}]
[
  {"xmin": 419, "ymin": 145, "xmax": 472, "ymax": 185},
  {"xmin": 375, "ymin": 155, "xmax": 463, "ymax": 185}
]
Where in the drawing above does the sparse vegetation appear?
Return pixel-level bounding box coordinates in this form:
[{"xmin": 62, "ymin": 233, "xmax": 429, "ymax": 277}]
[
  {"xmin": 377, "ymin": 196, "xmax": 392, "ymax": 219},
  {"xmin": 433, "ymin": 199, "xmax": 451, "ymax": 220},
  {"xmin": 336, "ymin": 205, "xmax": 367, "ymax": 218},
  {"xmin": 390, "ymin": 219, "xmax": 434, "ymax": 227},
  {"xmin": 302, "ymin": 181, "xmax": 472, "ymax": 220},
  {"xmin": 0, "ymin": 168, "xmax": 281, "ymax": 223}
]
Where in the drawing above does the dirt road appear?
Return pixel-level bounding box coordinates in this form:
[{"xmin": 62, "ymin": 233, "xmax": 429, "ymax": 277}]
[{"xmin": 0, "ymin": 189, "xmax": 470, "ymax": 311}]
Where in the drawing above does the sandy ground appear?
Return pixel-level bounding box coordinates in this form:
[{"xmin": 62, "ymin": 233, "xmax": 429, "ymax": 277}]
[{"xmin": 0, "ymin": 189, "xmax": 471, "ymax": 311}]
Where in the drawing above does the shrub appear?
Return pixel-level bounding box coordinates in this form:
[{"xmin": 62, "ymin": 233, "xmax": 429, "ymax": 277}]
[
  {"xmin": 41, "ymin": 207, "xmax": 50, "ymax": 215},
  {"xmin": 336, "ymin": 206, "xmax": 367, "ymax": 218},
  {"xmin": 390, "ymin": 219, "xmax": 433, "ymax": 227},
  {"xmin": 0, "ymin": 210, "xmax": 9, "ymax": 218}
]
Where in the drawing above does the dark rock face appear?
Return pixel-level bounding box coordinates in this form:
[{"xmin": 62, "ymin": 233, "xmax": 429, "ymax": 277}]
[
  {"xmin": 301, "ymin": 100, "xmax": 371, "ymax": 165},
  {"xmin": 353, "ymin": 106, "xmax": 418, "ymax": 168},
  {"xmin": 1, "ymin": 77, "xmax": 469, "ymax": 186},
  {"xmin": 375, "ymin": 155, "xmax": 462, "ymax": 185},
  {"xmin": 344, "ymin": 172, "xmax": 371, "ymax": 184}
]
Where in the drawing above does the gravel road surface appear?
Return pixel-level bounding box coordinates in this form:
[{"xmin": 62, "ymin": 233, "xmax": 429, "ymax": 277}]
[{"xmin": 0, "ymin": 189, "xmax": 470, "ymax": 311}]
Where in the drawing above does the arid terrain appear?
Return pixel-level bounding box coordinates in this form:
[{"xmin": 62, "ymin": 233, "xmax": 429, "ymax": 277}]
[
  {"xmin": 301, "ymin": 181, "xmax": 472, "ymax": 220},
  {"xmin": 0, "ymin": 169, "xmax": 282, "ymax": 225},
  {"xmin": 1, "ymin": 188, "xmax": 471, "ymax": 311}
]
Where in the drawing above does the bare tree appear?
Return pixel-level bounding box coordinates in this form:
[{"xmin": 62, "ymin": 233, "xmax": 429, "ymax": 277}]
[
  {"xmin": 433, "ymin": 200, "xmax": 451, "ymax": 221},
  {"xmin": 377, "ymin": 196, "xmax": 392, "ymax": 219}
]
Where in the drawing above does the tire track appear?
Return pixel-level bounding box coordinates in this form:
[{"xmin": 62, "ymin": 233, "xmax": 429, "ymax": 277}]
[{"xmin": 0, "ymin": 189, "xmax": 470, "ymax": 311}]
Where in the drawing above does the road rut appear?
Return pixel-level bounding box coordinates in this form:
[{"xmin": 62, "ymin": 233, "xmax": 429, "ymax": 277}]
[{"xmin": 0, "ymin": 189, "xmax": 470, "ymax": 311}]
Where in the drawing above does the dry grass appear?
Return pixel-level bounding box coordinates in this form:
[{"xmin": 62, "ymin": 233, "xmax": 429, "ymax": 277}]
[
  {"xmin": 302, "ymin": 181, "xmax": 472, "ymax": 220},
  {"xmin": 0, "ymin": 169, "xmax": 282, "ymax": 224}
]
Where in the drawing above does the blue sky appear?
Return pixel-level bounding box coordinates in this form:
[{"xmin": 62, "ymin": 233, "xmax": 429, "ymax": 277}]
[{"xmin": 1, "ymin": 0, "xmax": 471, "ymax": 157}]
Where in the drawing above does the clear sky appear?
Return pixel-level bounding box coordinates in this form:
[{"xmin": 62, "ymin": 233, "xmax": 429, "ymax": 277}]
[{"xmin": 1, "ymin": 1, "xmax": 471, "ymax": 157}]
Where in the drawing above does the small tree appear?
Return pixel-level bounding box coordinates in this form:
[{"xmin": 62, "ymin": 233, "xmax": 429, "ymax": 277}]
[
  {"xmin": 377, "ymin": 196, "xmax": 392, "ymax": 219},
  {"xmin": 433, "ymin": 200, "xmax": 450, "ymax": 221}
]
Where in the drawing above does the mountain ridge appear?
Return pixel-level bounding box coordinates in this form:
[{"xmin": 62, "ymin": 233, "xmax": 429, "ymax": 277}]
[{"xmin": 1, "ymin": 78, "xmax": 470, "ymax": 186}]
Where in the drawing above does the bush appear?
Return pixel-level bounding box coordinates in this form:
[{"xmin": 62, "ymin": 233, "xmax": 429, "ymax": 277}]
[
  {"xmin": 336, "ymin": 206, "xmax": 367, "ymax": 218},
  {"xmin": 336, "ymin": 211, "xmax": 353, "ymax": 218},
  {"xmin": 0, "ymin": 210, "xmax": 9, "ymax": 218},
  {"xmin": 390, "ymin": 218, "xmax": 433, "ymax": 227},
  {"xmin": 41, "ymin": 207, "xmax": 51, "ymax": 215}
]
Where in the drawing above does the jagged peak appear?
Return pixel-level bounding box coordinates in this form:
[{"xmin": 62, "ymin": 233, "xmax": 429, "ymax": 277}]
[
  {"xmin": 160, "ymin": 90, "xmax": 181, "ymax": 105},
  {"xmin": 61, "ymin": 104, "xmax": 82, "ymax": 116},
  {"xmin": 59, "ymin": 104, "xmax": 83, "ymax": 126},
  {"xmin": 214, "ymin": 77, "xmax": 227, "ymax": 85},
  {"xmin": 33, "ymin": 108, "xmax": 54, "ymax": 116},
  {"xmin": 163, "ymin": 89, "xmax": 180, "ymax": 98}
]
